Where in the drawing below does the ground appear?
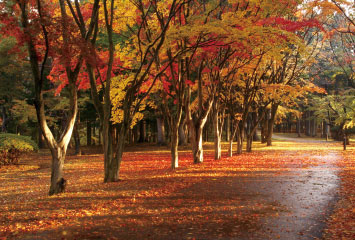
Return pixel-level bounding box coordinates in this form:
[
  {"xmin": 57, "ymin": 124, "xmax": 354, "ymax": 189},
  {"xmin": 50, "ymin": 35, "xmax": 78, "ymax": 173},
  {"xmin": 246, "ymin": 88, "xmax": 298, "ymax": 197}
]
[{"xmin": 0, "ymin": 135, "xmax": 354, "ymax": 239}]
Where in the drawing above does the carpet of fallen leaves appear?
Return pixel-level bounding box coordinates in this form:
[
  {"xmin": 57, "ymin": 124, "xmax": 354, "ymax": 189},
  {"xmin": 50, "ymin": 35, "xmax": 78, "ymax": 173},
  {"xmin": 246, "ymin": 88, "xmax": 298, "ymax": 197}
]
[
  {"xmin": 323, "ymin": 147, "xmax": 355, "ymax": 239},
  {"xmin": 0, "ymin": 140, "xmax": 352, "ymax": 239}
]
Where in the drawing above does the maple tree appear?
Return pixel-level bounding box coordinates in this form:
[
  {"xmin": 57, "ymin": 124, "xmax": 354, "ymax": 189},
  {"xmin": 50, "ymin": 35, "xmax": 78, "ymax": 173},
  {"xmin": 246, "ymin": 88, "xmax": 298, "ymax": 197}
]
[
  {"xmin": 0, "ymin": 0, "xmax": 101, "ymax": 195},
  {"xmin": 79, "ymin": 0, "xmax": 193, "ymax": 180}
]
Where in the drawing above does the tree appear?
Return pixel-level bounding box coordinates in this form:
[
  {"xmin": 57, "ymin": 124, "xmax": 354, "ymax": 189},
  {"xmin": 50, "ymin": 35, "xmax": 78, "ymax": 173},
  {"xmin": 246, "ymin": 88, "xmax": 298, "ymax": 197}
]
[{"xmin": 0, "ymin": 0, "xmax": 100, "ymax": 195}]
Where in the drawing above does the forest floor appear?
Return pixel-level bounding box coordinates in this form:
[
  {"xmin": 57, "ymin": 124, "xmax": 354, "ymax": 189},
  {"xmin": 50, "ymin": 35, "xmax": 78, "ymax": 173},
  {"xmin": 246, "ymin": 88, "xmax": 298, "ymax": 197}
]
[{"xmin": 0, "ymin": 137, "xmax": 354, "ymax": 239}]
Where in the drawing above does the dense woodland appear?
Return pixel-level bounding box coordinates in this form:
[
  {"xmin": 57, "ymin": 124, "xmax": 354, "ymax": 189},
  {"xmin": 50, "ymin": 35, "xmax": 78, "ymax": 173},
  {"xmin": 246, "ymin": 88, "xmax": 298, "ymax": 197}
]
[{"xmin": 0, "ymin": 0, "xmax": 354, "ymax": 195}]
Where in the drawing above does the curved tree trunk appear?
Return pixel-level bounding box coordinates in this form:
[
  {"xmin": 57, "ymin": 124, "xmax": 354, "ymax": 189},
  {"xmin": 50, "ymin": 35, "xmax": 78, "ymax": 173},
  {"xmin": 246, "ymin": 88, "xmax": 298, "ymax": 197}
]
[{"xmin": 19, "ymin": 0, "xmax": 83, "ymax": 195}]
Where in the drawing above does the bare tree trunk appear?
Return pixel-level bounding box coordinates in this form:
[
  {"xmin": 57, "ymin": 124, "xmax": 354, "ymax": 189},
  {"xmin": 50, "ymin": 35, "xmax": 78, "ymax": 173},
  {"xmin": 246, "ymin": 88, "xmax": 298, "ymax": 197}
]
[
  {"xmin": 305, "ymin": 111, "xmax": 311, "ymax": 136},
  {"xmin": 49, "ymin": 146, "xmax": 66, "ymax": 195},
  {"xmin": 171, "ymin": 125, "xmax": 179, "ymax": 169},
  {"xmin": 266, "ymin": 103, "xmax": 279, "ymax": 146},
  {"xmin": 2, "ymin": 106, "xmax": 7, "ymax": 132},
  {"xmin": 38, "ymin": 126, "xmax": 45, "ymax": 148},
  {"xmin": 87, "ymin": 120, "xmax": 92, "ymax": 146},
  {"xmin": 246, "ymin": 135, "xmax": 252, "ymax": 152},
  {"xmin": 213, "ymin": 112, "xmax": 222, "ymax": 160},
  {"xmin": 190, "ymin": 124, "xmax": 204, "ymax": 163},
  {"xmin": 138, "ymin": 120, "xmax": 146, "ymax": 143},
  {"xmin": 73, "ymin": 120, "xmax": 81, "ymax": 155},
  {"xmin": 103, "ymin": 122, "xmax": 116, "ymax": 182},
  {"xmin": 261, "ymin": 110, "xmax": 269, "ymax": 143},
  {"xmin": 297, "ymin": 118, "xmax": 301, "ymax": 137},
  {"xmin": 228, "ymin": 125, "xmax": 238, "ymax": 157},
  {"xmin": 98, "ymin": 127, "xmax": 101, "ymax": 145},
  {"xmin": 92, "ymin": 124, "xmax": 96, "ymax": 145},
  {"xmin": 212, "ymin": 105, "xmax": 224, "ymax": 160},
  {"xmin": 157, "ymin": 117, "xmax": 166, "ymax": 146},
  {"xmin": 311, "ymin": 113, "xmax": 317, "ymax": 137},
  {"xmin": 226, "ymin": 114, "xmax": 230, "ymax": 141},
  {"xmin": 236, "ymin": 121, "xmax": 244, "ymax": 154},
  {"xmin": 178, "ymin": 119, "xmax": 187, "ymax": 146}
]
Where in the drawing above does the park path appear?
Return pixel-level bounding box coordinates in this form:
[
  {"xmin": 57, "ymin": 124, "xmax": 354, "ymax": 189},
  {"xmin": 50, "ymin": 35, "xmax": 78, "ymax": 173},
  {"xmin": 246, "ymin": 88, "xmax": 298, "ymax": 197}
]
[
  {"xmin": 222, "ymin": 136, "xmax": 340, "ymax": 240},
  {"xmin": 249, "ymin": 152, "xmax": 340, "ymax": 239},
  {"xmin": 149, "ymin": 137, "xmax": 341, "ymax": 240}
]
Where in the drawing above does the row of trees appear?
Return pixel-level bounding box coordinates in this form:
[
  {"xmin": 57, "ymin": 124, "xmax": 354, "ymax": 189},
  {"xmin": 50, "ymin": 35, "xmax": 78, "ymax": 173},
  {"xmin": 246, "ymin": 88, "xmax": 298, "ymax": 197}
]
[{"xmin": 0, "ymin": 0, "xmax": 353, "ymax": 195}]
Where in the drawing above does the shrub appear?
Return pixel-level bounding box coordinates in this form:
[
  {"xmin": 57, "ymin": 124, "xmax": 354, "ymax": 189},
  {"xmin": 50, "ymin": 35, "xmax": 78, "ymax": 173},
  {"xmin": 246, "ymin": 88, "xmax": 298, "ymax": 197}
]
[{"xmin": 0, "ymin": 133, "xmax": 38, "ymax": 167}]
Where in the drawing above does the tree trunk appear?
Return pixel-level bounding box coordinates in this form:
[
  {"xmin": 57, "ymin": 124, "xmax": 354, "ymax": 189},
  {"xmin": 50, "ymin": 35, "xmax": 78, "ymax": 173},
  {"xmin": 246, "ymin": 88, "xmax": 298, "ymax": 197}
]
[
  {"xmin": 98, "ymin": 127, "xmax": 101, "ymax": 145},
  {"xmin": 212, "ymin": 107, "xmax": 223, "ymax": 160},
  {"xmin": 343, "ymin": 131, "xmax": 347, "ymax": 150},
  {"xmin": 190, "ymin": 124, "xmax": 204, "ymax": 163},
  {"xmin": 261, "ymin": 110, "xmax": 269, "ymax": 143},
  {"xmin": 311, "ymin": 113, "xmax": 317, "ymax": 137},
  {"xmin": 73, "ymin": 121, "xmax": 81, "ymax": 155},
  {"xmin": 266, "ymin": 103, "xmax": 278, "ymax": 146},
  {"xmin": 228, "ymin": 125, "xmax": 238, "ymax": 157},
  {"xmin": 297, "ymin": 118, "xmax": 301, "ymax": 137},
  {"xmin": 92, "ymin": 124, "xmax": 96, "ymax": 145},
  {"xmin": 226, "ymin": 114, "xmax": 230, "ymax": 141},
  {"xmin": 103, "ymin": 122, "xmax": 117, "ymax": 182},
  {"xmin": 115, "ymin": 126, "xmax": 126, "ymax": 178},
  {"xmin": 178, "ymin": 119, "xmax": 187, "ymax": 146},
  {"xmin": 87, "ymin": 120, "xmax": 92, "ymax": 146},
  {"xmin": 252, "ymin": 112, "xmax": 259, "ymax": 142},
  {"xmin": 171, "ymin": 125, "xmax": 179, "ymax": 169},
  {"xmin": 236, "ymin": 125, "xmax": 243, "ymax": 154},
  {"xmin": 49, "ymin": 146, "xmax": 66, "ymax": 195},
  {"xmin": 326, "ymin": 123, "xmax": 330, "ymax": 141},
  {"xmin": 246, "ymin": 134, "xmax": 252, "ymax": 152},
  {"xmin": 138, "ymin": 120, "xmax": 146, "ymax": 143},
  {"xmin": 133, "ymin": 126, "xmax": 138, "ymax": 143},
  {"xmin": 157, "ymin": 117, "xmax": 166, "ymax": 146},
  {"xmin": 305, "ymin": 112, "xmax": 311, "ymax": 136},
  {"xmin": 2, "ymin": 106, "xmax": 7, "ymax": 132},
  {"xmin": 38, "ymin": 126, "xmax": 45, "ymax": 148},
  {"xmin": 246, "ymin": 111, "xmax": 264, "ymax": 152}
]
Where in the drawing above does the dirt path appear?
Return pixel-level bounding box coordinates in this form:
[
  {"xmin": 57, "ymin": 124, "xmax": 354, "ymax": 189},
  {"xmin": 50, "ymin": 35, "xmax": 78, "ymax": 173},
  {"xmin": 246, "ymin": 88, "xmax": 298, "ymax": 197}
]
[
  {"xmin": 255, "ymin": 134, "xmax": 341, "ymax": 239},
  {"xmin": 167, "ymin": 151, "xmax": 341, "ymax": 240},
  {"xmin": 251, "ymin": 153, "xmax": 340, "ymax": 239}
]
